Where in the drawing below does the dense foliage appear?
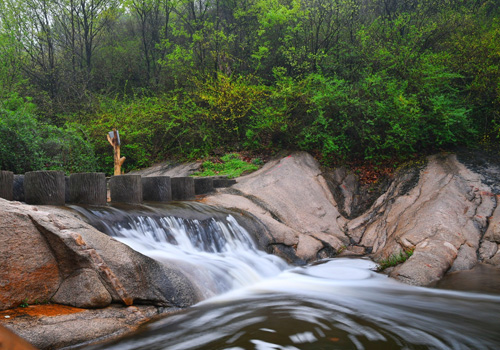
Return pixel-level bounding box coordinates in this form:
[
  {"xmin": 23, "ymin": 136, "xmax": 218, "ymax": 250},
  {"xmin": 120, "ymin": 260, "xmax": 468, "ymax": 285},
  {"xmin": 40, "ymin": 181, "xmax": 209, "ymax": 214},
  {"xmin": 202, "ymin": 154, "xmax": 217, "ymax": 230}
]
[
  {"xmin": 0, "ymin": 0, "xmax": 498, "ymax": 174},
  {"xmin": 0, "ymin": 95, "xmax": 97, "ymax": 174}
]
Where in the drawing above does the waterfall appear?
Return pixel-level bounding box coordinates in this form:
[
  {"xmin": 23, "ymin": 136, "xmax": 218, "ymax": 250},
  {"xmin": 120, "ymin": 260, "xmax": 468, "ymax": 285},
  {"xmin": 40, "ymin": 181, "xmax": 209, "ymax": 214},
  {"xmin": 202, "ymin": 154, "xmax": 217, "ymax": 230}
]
[
  {"xmin": 70, "ymin": 202, "xmax": 288, "ymax": 297},
  {"xmin": 72, "ymin": 202, "xmax": 500, "ymax": 350}
]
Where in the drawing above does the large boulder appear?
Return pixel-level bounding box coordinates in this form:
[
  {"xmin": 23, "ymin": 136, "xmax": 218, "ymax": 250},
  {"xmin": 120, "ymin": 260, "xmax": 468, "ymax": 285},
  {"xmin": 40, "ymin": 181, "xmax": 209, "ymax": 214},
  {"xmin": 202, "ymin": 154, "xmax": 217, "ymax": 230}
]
[
  {"xmin": 203, "ymin": 152, "xmax": 349, "ymax": 263},
  {"xmin": 346, "ymin": 154, "xmax": 498, "ymax": 285},
  {"xmin": 0, "ymin": 199, "xmax": 202, "ymax": 311},
  {"xmin": 0, "ymin": 205, "xmax": 61, "ymax": 310},
  {"xmin": 204, "ymin": 151, "xmax": 500, "ymax": 286}
]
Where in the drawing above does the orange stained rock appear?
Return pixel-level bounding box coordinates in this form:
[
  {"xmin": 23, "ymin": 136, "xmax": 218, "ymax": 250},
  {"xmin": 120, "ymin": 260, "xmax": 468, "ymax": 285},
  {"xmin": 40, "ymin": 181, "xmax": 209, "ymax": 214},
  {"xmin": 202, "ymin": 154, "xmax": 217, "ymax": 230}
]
[
  {"xmin": 0, "ymin": 324, "xmax": 36, "ymax": 350},
  {"xmin": 0, "ymin": 304, "xmax": 85, "ymax": 319}
]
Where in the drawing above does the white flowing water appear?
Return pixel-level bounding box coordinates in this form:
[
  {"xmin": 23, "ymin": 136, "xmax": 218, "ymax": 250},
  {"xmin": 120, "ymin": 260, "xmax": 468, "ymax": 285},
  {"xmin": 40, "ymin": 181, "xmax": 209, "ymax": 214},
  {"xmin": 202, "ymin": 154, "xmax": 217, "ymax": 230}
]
[{"xmin": 73, "ymin": 203, "xmax": 500, "ymax": 350}]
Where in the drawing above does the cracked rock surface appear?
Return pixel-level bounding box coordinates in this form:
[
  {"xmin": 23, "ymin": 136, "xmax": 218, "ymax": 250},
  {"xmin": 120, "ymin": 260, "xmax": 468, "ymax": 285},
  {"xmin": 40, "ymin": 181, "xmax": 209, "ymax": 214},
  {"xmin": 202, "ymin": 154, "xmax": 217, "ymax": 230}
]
[
  {"xmin": 203, "ymin": 152, "xmax": 349, "ymax": 263},
  {"xmin": 205, "ymin": 152, "xmax": 500, "ymax": 286}
]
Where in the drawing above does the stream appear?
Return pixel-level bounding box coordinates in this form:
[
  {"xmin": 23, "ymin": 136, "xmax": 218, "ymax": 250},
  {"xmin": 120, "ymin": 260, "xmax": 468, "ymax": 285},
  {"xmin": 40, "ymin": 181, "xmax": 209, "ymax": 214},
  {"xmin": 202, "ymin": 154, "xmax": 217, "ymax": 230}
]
[{"xmin": 72, "ymin": 202, "xmax": 500, "ymax": 350}]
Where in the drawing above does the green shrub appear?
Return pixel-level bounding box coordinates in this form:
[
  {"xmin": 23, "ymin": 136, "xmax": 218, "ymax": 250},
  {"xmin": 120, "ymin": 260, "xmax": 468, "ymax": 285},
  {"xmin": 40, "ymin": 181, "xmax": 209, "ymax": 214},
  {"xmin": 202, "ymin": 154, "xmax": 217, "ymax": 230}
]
[
  {"xmin": 193, "ymin": 153, "xmax": 259, "ymax": 178},
  {"xmin": 377, "ymin": 249, "xmax": 414, "ymax": 272},
  {"xmin": 0, "ymin": 95, "xmax": 97, "ymax": 174}
]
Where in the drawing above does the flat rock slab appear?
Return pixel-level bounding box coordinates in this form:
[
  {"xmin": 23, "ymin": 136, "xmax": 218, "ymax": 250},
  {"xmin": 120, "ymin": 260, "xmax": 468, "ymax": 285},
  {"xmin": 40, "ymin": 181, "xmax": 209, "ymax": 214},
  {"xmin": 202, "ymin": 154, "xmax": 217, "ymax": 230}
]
[{"xmin": 0, "ymin": 304, "xmax": 165, "ymax": 349}]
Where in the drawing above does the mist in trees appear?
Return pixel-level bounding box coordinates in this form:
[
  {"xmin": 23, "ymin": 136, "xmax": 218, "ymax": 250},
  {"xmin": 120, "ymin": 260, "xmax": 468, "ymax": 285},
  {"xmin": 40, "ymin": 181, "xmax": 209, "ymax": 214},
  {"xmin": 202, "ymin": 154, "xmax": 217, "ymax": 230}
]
[{"xmin": 0, "ymin": 0, "xmax": 499, "ymax": 174}]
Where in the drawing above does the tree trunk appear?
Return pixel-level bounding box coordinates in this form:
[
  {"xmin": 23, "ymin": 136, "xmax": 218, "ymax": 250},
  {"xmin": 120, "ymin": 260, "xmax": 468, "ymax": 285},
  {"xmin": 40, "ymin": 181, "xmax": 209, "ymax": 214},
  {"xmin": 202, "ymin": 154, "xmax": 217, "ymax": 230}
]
[
  {"xmin": 0, "ymin": 171, "xmax": 14, "ymax": 200},
  {"xmin": 171, "ymin": 177, "xmax": 195, "ymax": 201},
  {"xmin": 24, "ymin": 171, "xmax": 65, "ymax": 205},
  {"xmin": 142, "ymin": 176, "xmax": 172, "ymax": 202},
  {"xmin": 109, "ymin": 175, "xmax": 143, "ymax": 203},
  {"xmin": 69, "ymin": 173, "xmax": 107, "ymax": 205}
]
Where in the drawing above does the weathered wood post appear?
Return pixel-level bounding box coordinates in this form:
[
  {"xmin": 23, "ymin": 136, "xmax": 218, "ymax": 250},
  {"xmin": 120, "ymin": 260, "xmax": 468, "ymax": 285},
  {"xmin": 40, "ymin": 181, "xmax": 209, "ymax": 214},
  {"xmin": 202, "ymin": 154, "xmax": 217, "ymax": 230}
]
[
  {"xmin": 142, "ymin": 176, "xmax": 172, "ymax": 202},
  {"xmin": 194, "ymin": 177, "xmax": 214, "ymax": 195},
  {"xmin": 13, "ymin": 175, "xmax": 24, "ymax": 202},
  {"xmin": 64, "ymin": 176, "xmax": 70, "ymax": 203},
  {"xmin": 109, "ymin": 175, "xmax": 142, "ymax": 203},
  {"xmin": 24, "ymin": 171, "xmax": 65, "ymax": 205},
  {"xmin": 171, "ymin": 177, "xmax": 195, "ymax": 201},
  {"xmin": 0, "ymin": 171, "xmax": 14, "ymax": 200},
  {"xmin": 69, "ymin": 173, "xmax": 107, "ymax": 205},
  {"xmin": 107, "ymin": 129, "xmax": 125, "ymax": 176}
]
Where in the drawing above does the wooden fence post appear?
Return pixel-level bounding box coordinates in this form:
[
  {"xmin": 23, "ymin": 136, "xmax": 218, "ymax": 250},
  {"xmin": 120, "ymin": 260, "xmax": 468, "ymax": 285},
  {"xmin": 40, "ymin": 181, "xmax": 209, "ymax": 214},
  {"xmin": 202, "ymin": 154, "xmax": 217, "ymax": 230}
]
[
  {"xmin": 24, "ymin": 171, "xmax": 65, "ymax": 205},
  {"xmin": 0, "ymin": 171, "xmax": 13, "ymax": 200},
  {"xmin": 69, "ymin": 173, "xmax": 107, "ymax": 205}
]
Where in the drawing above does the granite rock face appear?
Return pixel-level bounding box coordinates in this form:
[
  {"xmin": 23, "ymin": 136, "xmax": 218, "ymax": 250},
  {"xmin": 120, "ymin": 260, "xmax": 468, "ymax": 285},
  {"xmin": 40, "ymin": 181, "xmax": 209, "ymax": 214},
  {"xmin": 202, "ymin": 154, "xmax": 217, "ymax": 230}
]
[
  {"xmin": 203, "ymin": 152, "xmax": 349, "ymax": 264},
  {"xmin": 204, "ymin": 152, "xmax": 500, "ymax": 286},
  {"xmin": 0, "ymin": 199, "xmax": 202, "ymax": 311}
]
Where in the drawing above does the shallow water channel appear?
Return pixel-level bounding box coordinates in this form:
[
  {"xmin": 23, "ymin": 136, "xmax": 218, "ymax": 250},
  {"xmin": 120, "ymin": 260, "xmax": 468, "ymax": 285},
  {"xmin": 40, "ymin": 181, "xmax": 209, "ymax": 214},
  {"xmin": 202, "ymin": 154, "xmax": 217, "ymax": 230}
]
[{"xmin": 73, "ymin": 203, "xmax": 500, "ymax": 350}]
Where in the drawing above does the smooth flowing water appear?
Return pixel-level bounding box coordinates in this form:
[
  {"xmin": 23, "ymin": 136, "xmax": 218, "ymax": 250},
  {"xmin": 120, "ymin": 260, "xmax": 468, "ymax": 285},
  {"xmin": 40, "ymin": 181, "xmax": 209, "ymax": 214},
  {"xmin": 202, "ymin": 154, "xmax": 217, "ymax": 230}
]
[{"xmin": 73, "ymin": 203, "xmax": 500, "ymax": 350}]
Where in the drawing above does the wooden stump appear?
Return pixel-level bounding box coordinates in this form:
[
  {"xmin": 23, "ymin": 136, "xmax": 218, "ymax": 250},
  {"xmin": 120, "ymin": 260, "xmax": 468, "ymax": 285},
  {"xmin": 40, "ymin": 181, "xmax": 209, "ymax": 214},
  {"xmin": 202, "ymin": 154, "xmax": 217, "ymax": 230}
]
[
  {"xmin": 171, "ymin": 177, "xmax": 195, "ymax": 201},
  {"xmin": 109, "ymin": 175, "xmax": 142, "ymax": 203},
  {"xmin": 65, "ymin": 176, "xmax": 70, "ymax": 203},
  {"xmin": 0, "ymin": 170, "xmax": 14, "ymax": 200},
  {"xmin": 24, "ymin": 171, "xmax": 65, "ymax": 205},
  {"xmin": 194, "ymin": 177, "xmax": 214, "ymax": 195},
  {"xmin": 13, "ymin": 175, "xmax": 24, "ymax": 202},
  {"xmin": 69, "ymin": 173, "xmax": 107, "ymax": 205},
  {"xmin": 142, "ymin": 176, "xmax": 172, "ymax": 202}
]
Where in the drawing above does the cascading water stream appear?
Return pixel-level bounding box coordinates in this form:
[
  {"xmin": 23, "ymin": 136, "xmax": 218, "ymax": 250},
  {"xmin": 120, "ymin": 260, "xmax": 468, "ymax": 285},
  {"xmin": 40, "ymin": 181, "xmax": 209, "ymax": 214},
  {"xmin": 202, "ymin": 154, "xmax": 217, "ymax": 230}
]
[
  {"xmin": 70, "ymin": 202, "xmax": 288, "ymax": 298},
  {"xmin": 72, "ymin": 202, "xmax": 500, "ymax": 350}
]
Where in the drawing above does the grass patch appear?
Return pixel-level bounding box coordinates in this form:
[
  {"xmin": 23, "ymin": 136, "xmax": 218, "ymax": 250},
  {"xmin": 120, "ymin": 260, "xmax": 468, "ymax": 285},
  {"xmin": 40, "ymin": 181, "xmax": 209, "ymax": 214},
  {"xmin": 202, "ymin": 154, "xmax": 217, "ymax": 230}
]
[
  {"xmin": 377, "ymin": 248, "xmax": 414, "ymax": 272},
  {"xmin": 193, "ymin": 153, "xmax": 260, "ymax": 179}
]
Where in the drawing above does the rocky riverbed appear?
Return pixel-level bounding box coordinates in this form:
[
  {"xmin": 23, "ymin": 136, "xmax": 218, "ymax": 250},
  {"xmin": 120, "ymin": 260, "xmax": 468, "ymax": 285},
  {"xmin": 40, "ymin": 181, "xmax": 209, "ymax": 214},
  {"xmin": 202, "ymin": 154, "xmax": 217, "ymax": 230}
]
[{"xmin": 1, "ymin": 150, "xmax": 499, "ymax": 349}]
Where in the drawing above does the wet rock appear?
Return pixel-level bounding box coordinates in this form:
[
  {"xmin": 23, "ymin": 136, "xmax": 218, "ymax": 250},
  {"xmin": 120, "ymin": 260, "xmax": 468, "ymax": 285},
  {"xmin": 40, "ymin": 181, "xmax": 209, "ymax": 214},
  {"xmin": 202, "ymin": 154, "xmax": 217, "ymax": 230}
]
[
  {"xmin": 449, "ymin": 244, "xmax": 477, "ymax": 272},
  {"xmin": 479, "ymin": 241, "xmax": 498, "ymax": 260},
  {"xmin": 0, "ymin": 199, "xmax": 202, "ymax": 312},
  {"xmin": 323, "ymin": 167, "xmax": 390, "ymax": 219},
  {"xmin": 1, "ymin": 304, "xmax": 163, "ymax": 350},
  {"xmin": 52, "ymin": 269, "xmax": 112, "ymax": 308},
  {"xmin": 347, "ymin": 154, "xmax": 497, "ymax": 286}
]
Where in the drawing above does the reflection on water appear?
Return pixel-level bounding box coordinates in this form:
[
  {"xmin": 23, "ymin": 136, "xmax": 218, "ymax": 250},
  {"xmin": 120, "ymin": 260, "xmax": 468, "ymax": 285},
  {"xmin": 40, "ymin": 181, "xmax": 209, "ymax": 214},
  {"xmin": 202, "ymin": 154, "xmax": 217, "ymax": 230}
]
[
  {"xmin": 90, "ymin": 259, "xmax": 500, "ymax": 350},
  {"xmin": 73, "ymin": 203, "xmax": 500, "ymax": 350}
]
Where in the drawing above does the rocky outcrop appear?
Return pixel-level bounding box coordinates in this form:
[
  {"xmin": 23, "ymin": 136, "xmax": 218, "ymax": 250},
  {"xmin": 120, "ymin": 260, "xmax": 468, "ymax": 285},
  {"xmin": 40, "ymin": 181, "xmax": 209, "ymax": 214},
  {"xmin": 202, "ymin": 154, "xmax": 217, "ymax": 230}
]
[
  {"xmin": 203, "ymin": 151, "xmax": 500, "ymax": 286},
  {"xmin": 0, "ymin": 199, "xmax": 202, "ymax": 311},
  {"xmin": 344, "ymin": 154, "xmax": 498, "ymax": 286},
  {"xmin": 0, "ymin": 199, "xmax": 202, "ymax": 348},
  {"xmin": 203, "ymin": 153, "xmax": 350, "ymax": 263}
]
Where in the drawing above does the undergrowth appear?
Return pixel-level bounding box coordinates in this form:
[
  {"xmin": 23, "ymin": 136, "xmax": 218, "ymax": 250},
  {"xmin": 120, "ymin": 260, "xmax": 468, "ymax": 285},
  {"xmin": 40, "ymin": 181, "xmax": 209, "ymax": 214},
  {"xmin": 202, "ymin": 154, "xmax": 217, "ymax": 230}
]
[
  {"xmin": 192, "ymin": 153, "xmax": 260, "ymax": 179},
  {"xmin": 377, "ymin": 248, "xmax": 414, "ymax": 272}
]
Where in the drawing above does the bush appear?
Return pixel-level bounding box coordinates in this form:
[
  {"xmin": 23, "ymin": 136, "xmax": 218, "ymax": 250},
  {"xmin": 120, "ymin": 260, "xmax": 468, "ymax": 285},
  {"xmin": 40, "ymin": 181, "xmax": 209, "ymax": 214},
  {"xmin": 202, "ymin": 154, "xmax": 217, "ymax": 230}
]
[
  {"xmin": 0, "ymin": 95, "xmax": 97, "ymax": 174},
  {"xmin": 193, "ymin": 153, "xmax": 259, "ymax": 178}
]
